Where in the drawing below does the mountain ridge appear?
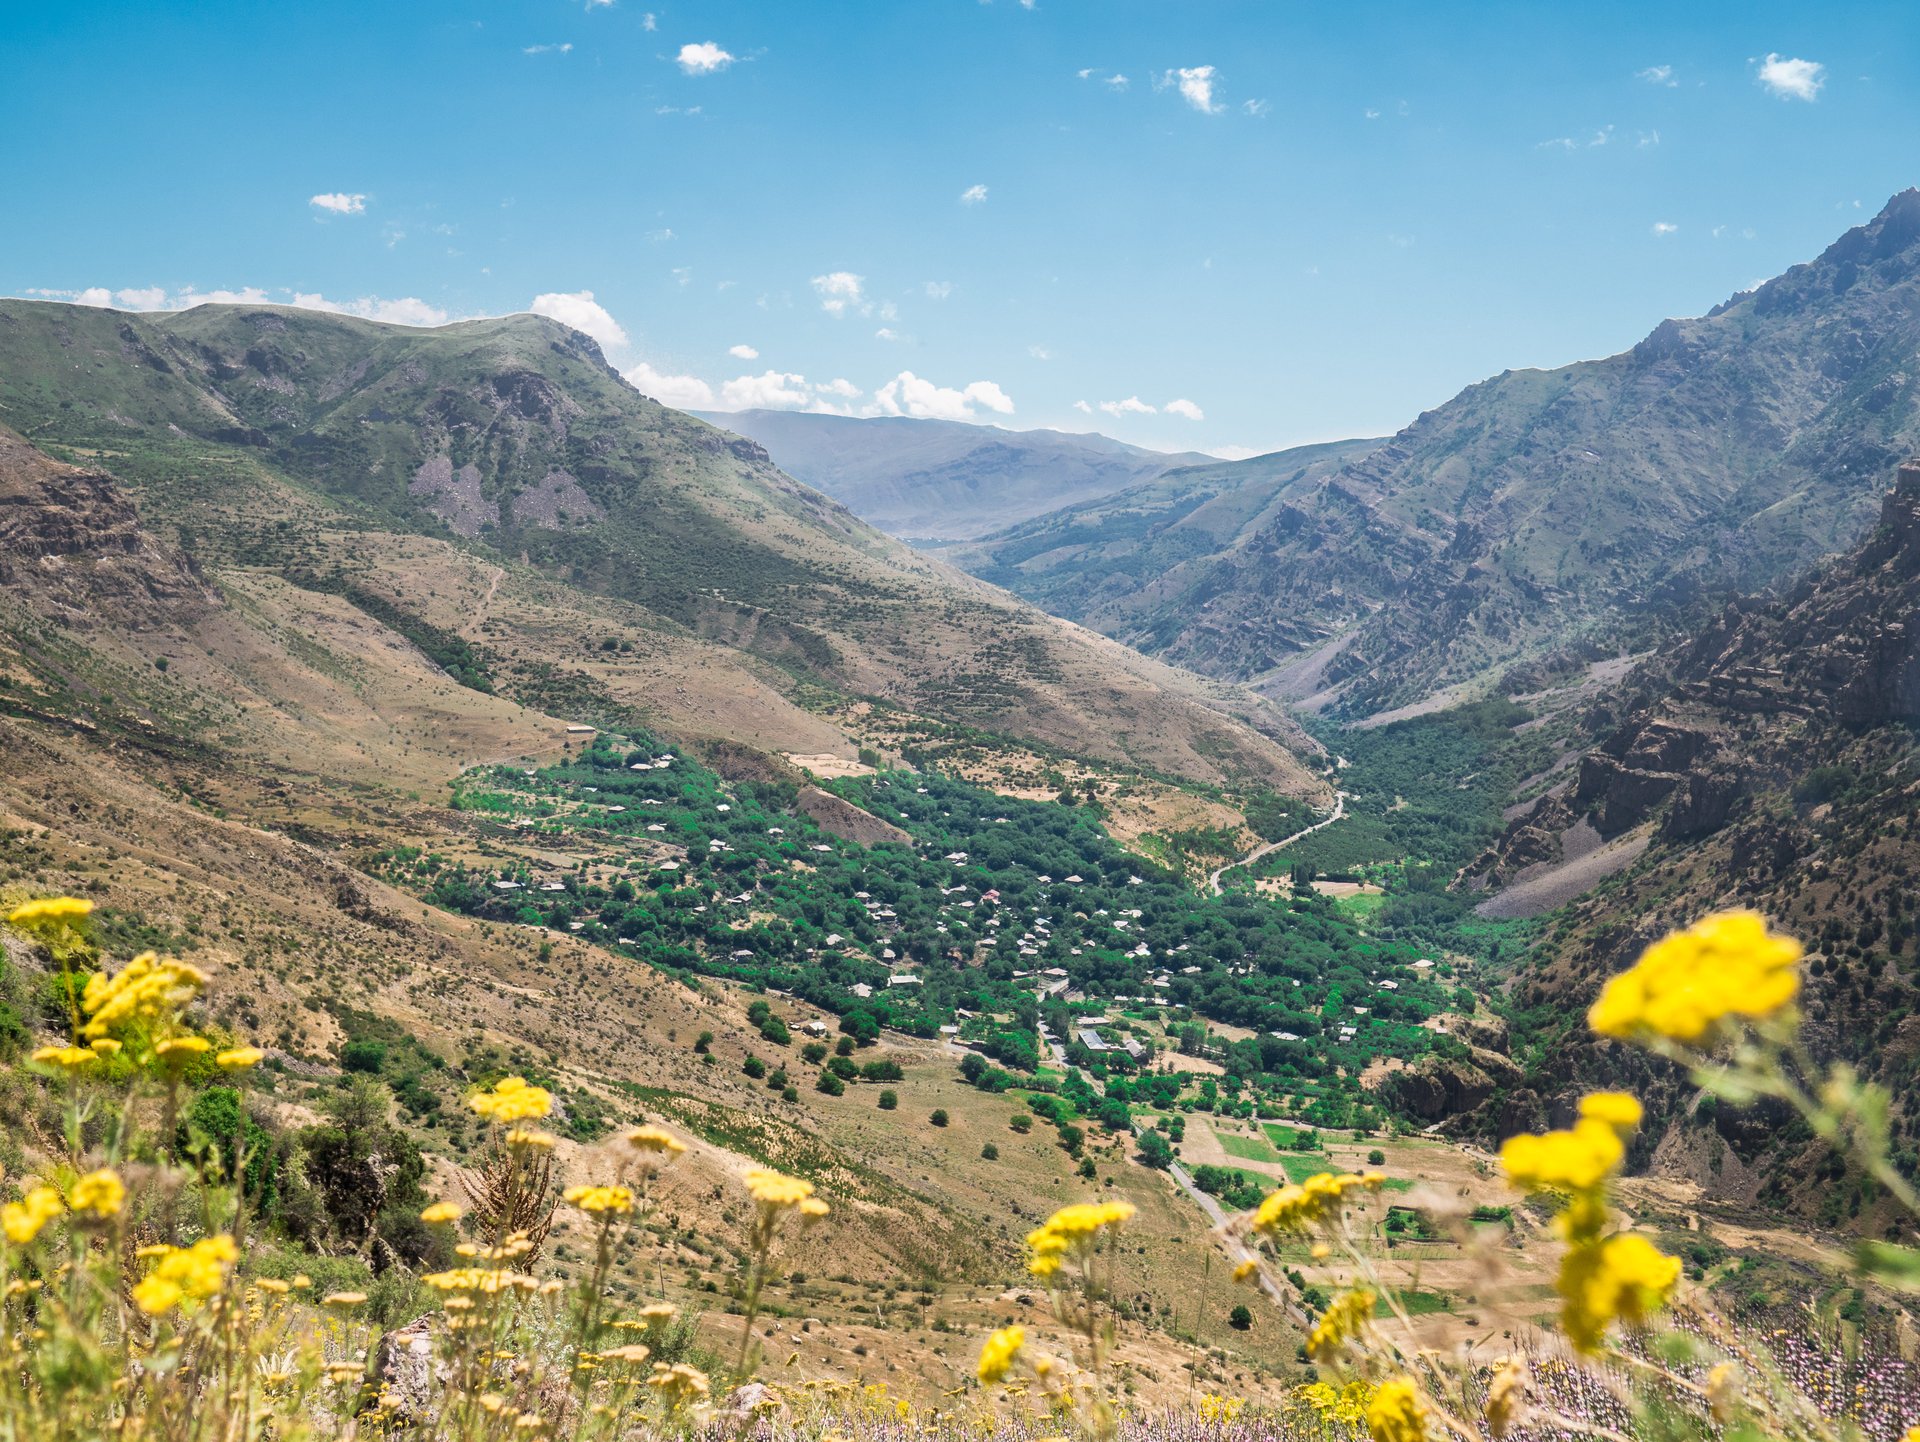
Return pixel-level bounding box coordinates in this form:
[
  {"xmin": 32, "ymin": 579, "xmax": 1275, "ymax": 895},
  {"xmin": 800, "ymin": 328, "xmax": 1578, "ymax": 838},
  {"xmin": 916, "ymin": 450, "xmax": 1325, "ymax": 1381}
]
[
  {"xmin": 694, "ymin": 407, "xmax": 1212, "ymax": 543},
  {"xmin": 951, "ymin": 189, "xmax": 1920, "ymax": 720}
]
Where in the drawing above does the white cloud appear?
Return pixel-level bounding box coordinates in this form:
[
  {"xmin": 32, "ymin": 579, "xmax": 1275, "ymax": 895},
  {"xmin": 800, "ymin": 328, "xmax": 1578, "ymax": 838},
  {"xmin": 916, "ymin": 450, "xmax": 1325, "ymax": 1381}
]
[
  {"xmin": 528, "ymin": 290, "xmax": 629, "ymax": 349},
  {"xmin": 818, "ymin": 378, "xmax": 861, "ymax": 400},
  {"xmin": 645, "ymin": 227, "xmax": 674, "ymax": 242},
  {"xmin": 624, "ymin": 361, "xmax": 715, "ymax": 409},
  {"xmin": 1072, "ymin": 400, "xmax": 1092, "ymax": 414},
  {"xmin": 722, "ymin": 370, "xmax": 813, "ymax": 409},
  {"xmin": 641, "ymin": 11, "xmax": 656, "ymax": 29},
  {"xmin": 1651, "ymin": 220, "xmax": 1679, "ymax": 236},
  {"xmin": 873, "ymin": 371, "xmax": 1014, "ymax": 421},
  {"xmin": 1364, "ymin": 107, "xmax": 1381, "ymax": 120},
  {"xmin": 875, "ymin": 327, "xmax": 900, "ymax": 341},
  {"xmin": 1205, "ymin": 445, "xmax": 1259, "ymax": 461},
  {"xmin": 1637, "ymin": 64, "xmax": 1676, "ymax": 86},
  {"xmin": 922, "ymin": 280, "xmax": 952, "ymax": 300},
  {"xmin": 54, "ymin": 285, "xmax": 446, "ymax": 325},
  {"xmin": 523, "ymin": 43, "xmax": 573, "ymax": 55},
  {"xmin": 309, "ymin": 193, "xmax": 367, "ymax": 215},
  {"xmin": 1027, "ymin": 344, "xmax": 1052, "ymax": 361},
  {"xmin": 1098, "ymin": 396, "xmax": 1156, "ymax": 417},
  {"xmin": 1243, "ymin": 98, "xmax": 1270, "ymax": 118},
  {"xmin": 728, "ymin": 343, "xmax": 759, "ymax": 360},
  {"xmin": 677, "ymin": 41, "xmax": 734, "ymax": 75},
  {"xmin": 811, "ymin": 271, "xmax": 866, "ymax": 316},
  {"xmin": 960, "ymin": 184, "xmax": 989, "ymax": 206},
  {"xmin": 1756, "ymin": 53, "xmax": 1824, "ymax": 101},
  {"xmin": 1164, "ymin": 398, "xmax": 1204, "ymax": 421},
  {"xmin": 1106, "ymin": 73, "xmax": 1129, "ymax": 89},
  {"xmin": 1158, "ymin": 66, "xmax": 1222, "ymax": 114},
  {"xmin": 291, "ymin": 293, "xmax": 451, "ymax": 327}
]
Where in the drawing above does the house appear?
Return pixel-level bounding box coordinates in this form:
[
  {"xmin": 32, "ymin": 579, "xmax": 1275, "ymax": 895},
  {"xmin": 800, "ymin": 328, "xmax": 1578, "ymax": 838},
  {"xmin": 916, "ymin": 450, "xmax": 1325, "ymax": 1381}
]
[
  {"xmin": 888, "ymin": 974, "xmax": 922, "ymax": 988},
  {"xmin": 1077, "ymin": 1028, "xmax": 1108, "ymax": 1051},
  {"xmin": 804, "ymin": 1019, "xmax": 830, "ymax": 1036},
  {"xmin": 565, "ymin": 724, "xmax": 595, "ymax": 734}
]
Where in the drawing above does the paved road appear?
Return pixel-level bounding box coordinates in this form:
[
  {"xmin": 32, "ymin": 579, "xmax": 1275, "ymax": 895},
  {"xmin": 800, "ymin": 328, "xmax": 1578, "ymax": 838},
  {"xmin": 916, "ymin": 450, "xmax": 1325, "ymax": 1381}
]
[
  {"xmin": 1207, "ymin": 789, "xmax": 1348, "ymax": 896},
  {"xmin": 1166, "ymin": 1162, "xmax": 1307, "ymax": 1324}
]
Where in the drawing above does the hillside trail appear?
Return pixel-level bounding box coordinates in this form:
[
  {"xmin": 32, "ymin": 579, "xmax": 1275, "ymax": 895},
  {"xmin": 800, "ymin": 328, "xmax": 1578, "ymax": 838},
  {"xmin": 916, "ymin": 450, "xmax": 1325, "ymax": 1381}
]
[{"xmin": 1207, "ymin": 786, "xmax": 1348, "ymax": 896}]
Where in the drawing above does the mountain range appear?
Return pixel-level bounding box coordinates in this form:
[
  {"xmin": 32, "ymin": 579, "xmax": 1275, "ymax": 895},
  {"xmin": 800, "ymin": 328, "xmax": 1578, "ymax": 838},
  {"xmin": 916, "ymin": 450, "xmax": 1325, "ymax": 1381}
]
[
  {"xmin": 947, "ymin": 189, "xmax": 1920, "ymax": 719},
  {"xmin": 693, "ymin": 408, "xmax": 1210, "ymax": 543},
  {"xmin": 0, "ymin": 299, "xmax": 1321, "ymax": 800}
]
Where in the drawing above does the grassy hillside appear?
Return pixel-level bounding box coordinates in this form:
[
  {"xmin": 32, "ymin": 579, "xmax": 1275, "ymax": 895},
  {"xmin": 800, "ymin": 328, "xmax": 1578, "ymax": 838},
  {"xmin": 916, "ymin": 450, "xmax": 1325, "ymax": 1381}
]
[{"xmin": 0, "ymin": 298, "xmax": 1324, "ymax": 798}]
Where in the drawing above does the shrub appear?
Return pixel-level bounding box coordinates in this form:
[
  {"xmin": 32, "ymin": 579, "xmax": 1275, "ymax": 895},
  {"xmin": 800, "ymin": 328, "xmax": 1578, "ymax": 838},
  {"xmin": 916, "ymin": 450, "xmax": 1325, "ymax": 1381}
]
[
  {"xmin": 877, "ymin": 1089, "xmax": 899, "ymax": 1110},
  {"xmin": 929, "ymin": 1109, "xmax": 949, "ymax": 1127}
]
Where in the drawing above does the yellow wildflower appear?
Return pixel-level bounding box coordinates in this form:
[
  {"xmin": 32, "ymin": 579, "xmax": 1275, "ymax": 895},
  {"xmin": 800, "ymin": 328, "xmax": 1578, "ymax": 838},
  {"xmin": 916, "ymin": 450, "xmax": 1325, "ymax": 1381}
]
[
  {"xmin": 564, "ymin": 1184, "xmax": 635, "ymax": 1214},
  {"xmin": 1025, "ymin": 1199, "xmax": 1134, "ymax": 1277},
  {"xmin": 1706, "ymin": 1363, "xmax": 1740, "ymax": 1423},
  {"xmin": 1486, "ymin": 1359, "xmax": 1525, "ymax": 1438},
  {"xmin": 1499, "ymin": 1119, "xmax": 1623, "ymax": 1195},
  {"xmin": 504, "ymin": 1127, "xmax": 557, "ymax": 1148},
  {"xmin": 1307, "ymin": 1288, "xmax": 1376, "ymax": 1363},
  {"xmin": 216, "ymin": 1046, "xmax": 264, "ymax": 1069},
  {"xmin": 131, "ymin": 1234, "xmax": 238, "ymax": 1315},
  {"xmin": 68, "ymin": 1169, "xmax": 125, "ymax": 1218},
  {"xmin": 638, "ymin": 1301, "xmax": 678, "ymax": 1323},
  {"xmin": 1578, "ymin": 1091, "xmax": 1644, "ymax": 1132},
  {"xmin": 1588, "ymin": 910, "xmax": 1801, "ymax": 1044},
  {"xmin": 89, "ymin": 1038, "xmax": 121, "ymax": 1056},
  {"xmin": 745, "ymin": 1167, "xmax": 815, "ymax": 1207},
  {"xmin": 647, "ymin": 1362, "xmax": 710, "ymax": 1408},
  {"xmin": 31, "ymin": 1045, "xmax": 96, "ymax": 1071},
  {"xmin": 1556, "ymin": 1233, "xmax": 1681, "ymax": 1352},
  {"xmin": 1366, "ymin": 1376, "xmax": 1429, "ymax": 1442},
  {"xmin": 324, "ymin": 1292, "xmax": 368, "ymax": 1307},
  {"xmin": 1232, "ymin": 1259, "xmax": 1257, "ymax": 1282},
  {"xmin": 421, "ymin": 1201, "xmax": 463, "ymax": 1224},
  {"xmin": 7, "ymin": 897, "xmax": 93, "ymax": 927},
  {"xmin": 977, "ymin": 1324, "xmax": 1025, "ymax": 1384},
  {"xmin": 601, "ymin": 1343, "xmax": 652, "ymax": 1364},
  {"xmin": 468, "ymin": 1075, "xmax": 552, "ymax": 1123},
  {"xmin": 628, "ymin": 1124, "xmax": 686, "ymax": 1154},
  {"xmin": 2, "ymin": 1187, "xmax": 65, "ymax": 1245},
  {"xmin": 156, "ymin": 1036, "xmax": 212, "ymax": 1059},
  {"xmin": 1251, "ymin": 1172, "xmax": 1382, "ymax": 1235},
  {"xmin": 81, "ymin": 952, "xmax": 207, "ymax": 1039}
]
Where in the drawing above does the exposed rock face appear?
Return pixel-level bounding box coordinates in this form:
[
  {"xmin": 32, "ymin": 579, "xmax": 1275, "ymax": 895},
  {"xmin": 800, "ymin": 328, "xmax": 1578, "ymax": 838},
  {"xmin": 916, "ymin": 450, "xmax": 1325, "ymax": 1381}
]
[
  {"xmin": 0, "ymin": 426, "xmax": 211, "ymax": 623},
  {"xmin": 1385, "ymin": 1053, "xmax": 1498, "ymax": 1121},
  {"xmin": 1469, "ymin": 458, "xmax": 1920, "ymax": 886},
  {"xmin": 1462, "ymin": 458, "xmax": 1920, "ymax": 1227},
  {"xmin": 409, "ymin": 456, "xmax": 498, "ymax": 538},
  {"xmin": 364, "ymin": 1314, "xmax": 443, "ymax": 1424},
  {"xmin": 507, "ymin": 468, "xmax": 603, "ymax": 529},
  {"xmin": 795, "ymin": 786, "xmax": 912, "ymax": 848}
]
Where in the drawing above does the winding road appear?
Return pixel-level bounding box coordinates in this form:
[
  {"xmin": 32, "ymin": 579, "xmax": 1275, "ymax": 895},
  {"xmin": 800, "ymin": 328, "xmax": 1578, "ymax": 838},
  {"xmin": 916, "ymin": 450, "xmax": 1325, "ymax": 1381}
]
[
  {"xmin": 1207, "ymin": 789, "xmax": 1348, "ymax": 896},
  {"xmin": 1167, "ymin": 1162, "xmax": 1308, "ymax": 1323}
]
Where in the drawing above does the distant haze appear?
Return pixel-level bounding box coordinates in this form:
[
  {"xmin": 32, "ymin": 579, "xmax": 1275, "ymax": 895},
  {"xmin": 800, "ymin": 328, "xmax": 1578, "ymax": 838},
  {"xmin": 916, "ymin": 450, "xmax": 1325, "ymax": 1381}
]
[{"xmin": 697, "ymin": 410, "xmax": 1211, "ymax": 543}]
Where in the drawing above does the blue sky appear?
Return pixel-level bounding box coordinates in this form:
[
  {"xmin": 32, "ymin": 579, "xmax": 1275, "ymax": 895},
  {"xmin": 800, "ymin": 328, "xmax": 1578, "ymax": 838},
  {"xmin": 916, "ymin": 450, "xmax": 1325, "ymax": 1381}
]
[{"xmin": 5, "ymin": 1, "xmax": 1917, "ymax": 456}]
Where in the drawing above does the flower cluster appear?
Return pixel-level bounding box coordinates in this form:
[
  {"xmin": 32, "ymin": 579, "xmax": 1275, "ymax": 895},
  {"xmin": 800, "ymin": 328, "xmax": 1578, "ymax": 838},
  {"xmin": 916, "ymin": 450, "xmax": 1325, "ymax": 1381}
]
[
  {"xmin": 1501, "ymin": 1091, "xmax": 1678, "ymax": 1352},
  {"xmin": 1250, "ymin": 1170, "xmax": 1385, "ymax": 1236},
  {"xmin": 1025, "ymin": 1200, "xmax": 1135, "ymax": 1278},
  {"xmin": 81, "ymin": 951, "xmax": 208, "ymax": 1041},
  {"xmin": 132, "ymin": 1234, "xmax": 239, "ymax": 1316},
  {"xmin": 1588, "ymin": 909, "xmax": 1801, "ymax": 1044},
  {"xmin": 977, "ymin": 1324, "xmax": 1025, "ymax": 1384},
  {"xmin": 467, "ymin": 1075, "xmax": 552, "ymax": 1123}
]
